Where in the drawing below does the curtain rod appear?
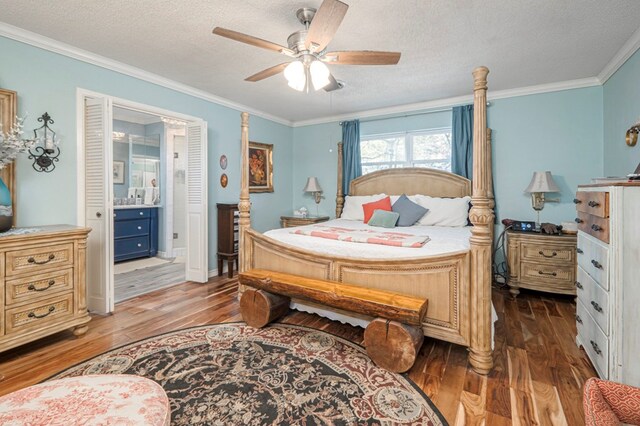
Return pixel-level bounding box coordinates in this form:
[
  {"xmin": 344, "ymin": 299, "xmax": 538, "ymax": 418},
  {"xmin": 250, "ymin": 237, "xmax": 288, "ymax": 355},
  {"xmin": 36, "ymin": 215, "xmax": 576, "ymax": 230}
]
[{"xmin": 339, "ymin": 102, "xmax": 491, "ymax": 125}]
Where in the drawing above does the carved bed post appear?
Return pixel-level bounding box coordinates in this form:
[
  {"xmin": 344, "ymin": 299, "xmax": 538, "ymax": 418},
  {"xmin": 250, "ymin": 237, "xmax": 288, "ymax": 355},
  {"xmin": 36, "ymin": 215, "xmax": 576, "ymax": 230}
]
[
  {"xmin": 468, "ymin": 66, "xmax": 494, "ymax": 375},
  {"xmin": 336, "ymin": 142, "xmax": 344, "ymax": 218},
  {"xmin": 239, "ymin": 112, "xmax": 251, "ymax": 274}
]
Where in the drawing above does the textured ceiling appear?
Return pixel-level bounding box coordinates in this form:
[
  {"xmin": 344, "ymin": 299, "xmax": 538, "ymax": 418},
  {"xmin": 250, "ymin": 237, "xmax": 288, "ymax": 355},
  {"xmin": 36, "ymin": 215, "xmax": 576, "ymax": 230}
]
[{"xmin": 1, "ymin": 0, "xmax": 639, "ymax": 123}]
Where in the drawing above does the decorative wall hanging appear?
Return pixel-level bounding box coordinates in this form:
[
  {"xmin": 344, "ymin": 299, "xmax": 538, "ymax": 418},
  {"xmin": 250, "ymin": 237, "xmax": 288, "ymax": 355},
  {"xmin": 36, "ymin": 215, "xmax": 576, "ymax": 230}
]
[
  {"xmin": 219, "ymin": 154, "xmax": 228, "ymax": 170},
  {"xmin": 220, "ymin": 173, "xmax": 228, "ymax": 188},
  {"xmin": 27, "ymin": 112, "xmax": 61, "ymax": 172},
  {"xmin": 113, "ymin": 161, "xmax": 125, "ymax": 184},
  {"xmin": 626, "ymin": 120, "xmax": 640, "ymax": 147},
  {"xmin": 248, "ymin": 141, "xmax": 273, "ymax": 193}
]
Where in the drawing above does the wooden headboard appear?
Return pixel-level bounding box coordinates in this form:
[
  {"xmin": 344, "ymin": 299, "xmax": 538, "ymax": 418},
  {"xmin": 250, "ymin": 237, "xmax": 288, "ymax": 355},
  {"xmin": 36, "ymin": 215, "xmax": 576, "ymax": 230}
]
[{"xmin": 350, "ymin": 168, "xmax": 471, "ymax": 198}]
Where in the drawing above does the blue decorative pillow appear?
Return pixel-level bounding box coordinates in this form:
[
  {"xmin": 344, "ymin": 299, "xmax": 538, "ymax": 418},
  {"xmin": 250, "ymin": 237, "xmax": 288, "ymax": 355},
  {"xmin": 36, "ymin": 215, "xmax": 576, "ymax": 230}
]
[
  {"xmin": 368, "ymin": 210, "xmax": 400, "ymax": 228},
  {"xmin": 392, "ymin": 194, "xmax": 429, "ymax": 226}
]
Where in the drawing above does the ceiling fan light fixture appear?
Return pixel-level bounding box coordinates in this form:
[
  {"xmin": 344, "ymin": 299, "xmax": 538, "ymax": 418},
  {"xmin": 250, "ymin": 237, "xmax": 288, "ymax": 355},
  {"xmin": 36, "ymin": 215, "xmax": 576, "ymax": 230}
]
[
  {"xmin": 284, "ymin": 60, "xmax": 306, "ymax": 91},
  {"xmin": 310, "ymin": 60, "xmax": 330, "ymax": 90}
]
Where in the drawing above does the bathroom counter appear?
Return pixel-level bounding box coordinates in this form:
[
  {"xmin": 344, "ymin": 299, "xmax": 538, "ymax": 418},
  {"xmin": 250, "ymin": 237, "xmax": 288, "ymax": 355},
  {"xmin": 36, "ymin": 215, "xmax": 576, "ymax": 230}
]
[{"xmin": 114, "ymin": 205, "xmax": 162, "ymax": 210}]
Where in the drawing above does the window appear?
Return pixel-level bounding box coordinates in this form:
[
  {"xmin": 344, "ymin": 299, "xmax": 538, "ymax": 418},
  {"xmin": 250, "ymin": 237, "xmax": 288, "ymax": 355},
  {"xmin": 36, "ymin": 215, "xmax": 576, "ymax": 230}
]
[{"xmin": 360, "ymin": 129, "xmax": 452, "ymax": 175}]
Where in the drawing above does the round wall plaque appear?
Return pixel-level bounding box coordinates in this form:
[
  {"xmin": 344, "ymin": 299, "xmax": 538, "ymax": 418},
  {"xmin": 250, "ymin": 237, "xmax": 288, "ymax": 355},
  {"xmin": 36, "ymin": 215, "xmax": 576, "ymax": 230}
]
[
  {"xmin": 220, "ymin": 173, "xmax": 228, "ymax": 188},
  {"xmin": 219, "ymin": 154, "xmax": 228, "ymax": 170}
]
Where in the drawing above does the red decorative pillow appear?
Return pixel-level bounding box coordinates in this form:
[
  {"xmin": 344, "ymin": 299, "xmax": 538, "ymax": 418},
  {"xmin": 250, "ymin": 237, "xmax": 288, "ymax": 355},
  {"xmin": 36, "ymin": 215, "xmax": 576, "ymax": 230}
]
[{"xmin": 362, "ymin": 196, "xmax": 392, "ymax": 223}]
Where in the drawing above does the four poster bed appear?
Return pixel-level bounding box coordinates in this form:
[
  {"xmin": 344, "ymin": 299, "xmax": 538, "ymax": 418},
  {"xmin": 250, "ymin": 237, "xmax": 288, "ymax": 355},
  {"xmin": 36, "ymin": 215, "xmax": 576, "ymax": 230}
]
[{"xmin": 237, "ymin": 67, "xmax": 494, "ymax": 374}]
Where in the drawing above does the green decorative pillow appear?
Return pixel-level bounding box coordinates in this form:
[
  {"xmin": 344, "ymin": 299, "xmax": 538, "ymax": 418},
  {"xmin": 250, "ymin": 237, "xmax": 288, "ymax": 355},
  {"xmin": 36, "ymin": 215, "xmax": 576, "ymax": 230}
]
[{"xmin": 367, "ymin": 209, "xmax": 400, "ymax": 228}]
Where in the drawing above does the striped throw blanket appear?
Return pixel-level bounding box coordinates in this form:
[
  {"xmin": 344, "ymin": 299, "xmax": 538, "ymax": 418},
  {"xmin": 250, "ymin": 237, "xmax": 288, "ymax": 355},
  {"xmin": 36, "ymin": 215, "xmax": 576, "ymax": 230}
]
[{"xmin": 290, "ymin": 225, "xmax": 430, "ymax": 248}]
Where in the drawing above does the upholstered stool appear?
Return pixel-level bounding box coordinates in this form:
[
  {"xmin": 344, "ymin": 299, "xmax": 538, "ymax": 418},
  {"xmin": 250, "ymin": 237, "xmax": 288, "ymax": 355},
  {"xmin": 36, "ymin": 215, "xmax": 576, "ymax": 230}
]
[{"xmin": 0, "ymin": 374, "xmax": 170, "ymax": 425}]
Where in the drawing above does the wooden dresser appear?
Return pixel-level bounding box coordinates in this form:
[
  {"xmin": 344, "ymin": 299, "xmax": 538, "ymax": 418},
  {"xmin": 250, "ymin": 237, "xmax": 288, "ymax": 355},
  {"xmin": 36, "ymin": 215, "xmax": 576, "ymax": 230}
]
[
  {"xmin": 0, "ymin": 226, "xmax": 91, "ymax": 355},
  {"xmin": 217, "ymin": 203, "xmax": 238, "ymax": 278},
  {"xmin": 574, "ymin": 183, "xmax": 640, "ymax": 386},
  {"xmin": 280, "ymin": 215, "xmax": 330, "ymax": 228},
  {"xmin": 506, "ymin": 230, "xmax": 577, "ymax": 297}
]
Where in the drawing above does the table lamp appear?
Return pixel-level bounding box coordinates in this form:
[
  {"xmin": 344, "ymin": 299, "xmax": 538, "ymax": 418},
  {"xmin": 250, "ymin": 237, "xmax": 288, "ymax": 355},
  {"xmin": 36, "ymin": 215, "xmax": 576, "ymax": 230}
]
[
  {"xmin": 303, "ymin": 177, "xmax": 323, "ymax": 216},
  {"xmin": 524, "ymin": 171, "xmax": 560, "ymax": 224}
]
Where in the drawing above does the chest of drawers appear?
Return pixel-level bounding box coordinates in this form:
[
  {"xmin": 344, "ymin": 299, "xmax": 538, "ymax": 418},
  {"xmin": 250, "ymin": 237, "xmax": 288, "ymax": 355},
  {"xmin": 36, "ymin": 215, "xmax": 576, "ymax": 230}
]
[
  {"xmin": 574, "ymin": 183, "xmax": 640, "ymax": 386},
  {"xmin": 506, "ymin": 230, "xmax": 577, "ymax": 298},
  {"xmin": 113, "ymin": 207, "xmax": 158, "ymax": 262},
  {"xmin": 0, "ymin": 226, "xmax": 91, "ymax": 355}
]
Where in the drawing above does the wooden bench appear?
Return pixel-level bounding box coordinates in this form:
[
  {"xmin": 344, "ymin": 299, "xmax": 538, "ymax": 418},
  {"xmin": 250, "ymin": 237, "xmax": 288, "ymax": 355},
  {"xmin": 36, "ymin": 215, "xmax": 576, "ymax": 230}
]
[{"xmin": 238, "ymin": 269, "xmax": 428, "ymax": 373}]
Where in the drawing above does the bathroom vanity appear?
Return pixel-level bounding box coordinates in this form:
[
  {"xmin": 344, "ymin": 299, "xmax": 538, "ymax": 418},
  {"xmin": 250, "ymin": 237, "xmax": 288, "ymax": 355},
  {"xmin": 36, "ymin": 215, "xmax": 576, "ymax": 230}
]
[{"xmin": 113, "ymin": 206, "xmax": 159, "ymax": 262}]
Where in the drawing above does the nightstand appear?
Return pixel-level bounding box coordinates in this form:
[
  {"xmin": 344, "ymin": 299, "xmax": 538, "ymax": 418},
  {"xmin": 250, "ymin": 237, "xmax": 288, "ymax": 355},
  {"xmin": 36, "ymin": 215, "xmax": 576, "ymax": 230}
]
[
  {"xmin": 506, "ymin": 230, "xmax": 577, "ymax": 298},
  {"xmin": 280, "ymin": 215, "xmax": 330, "ymax": 228}
]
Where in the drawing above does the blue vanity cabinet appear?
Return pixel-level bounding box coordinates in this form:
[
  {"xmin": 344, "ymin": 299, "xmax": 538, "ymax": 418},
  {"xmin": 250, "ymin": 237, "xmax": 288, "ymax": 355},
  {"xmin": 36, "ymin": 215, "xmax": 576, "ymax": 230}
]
[{"xmin": 113, "ymin": 207, "xmax": 158, "ymax": 262}]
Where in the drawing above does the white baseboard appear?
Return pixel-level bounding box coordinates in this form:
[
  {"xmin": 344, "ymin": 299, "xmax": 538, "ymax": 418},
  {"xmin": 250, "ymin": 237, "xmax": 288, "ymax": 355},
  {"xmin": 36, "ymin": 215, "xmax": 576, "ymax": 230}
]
[{"xmin": 173, "ymin": 248, "xmax": 186, "ymax": 257}]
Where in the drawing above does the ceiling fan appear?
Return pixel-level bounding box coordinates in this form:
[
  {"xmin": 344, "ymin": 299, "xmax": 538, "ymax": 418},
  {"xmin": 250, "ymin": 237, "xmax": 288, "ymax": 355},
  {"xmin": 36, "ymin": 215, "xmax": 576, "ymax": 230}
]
[{"xmin": 212, "ymin": 0, "xmax": 401, "ymax": 92}]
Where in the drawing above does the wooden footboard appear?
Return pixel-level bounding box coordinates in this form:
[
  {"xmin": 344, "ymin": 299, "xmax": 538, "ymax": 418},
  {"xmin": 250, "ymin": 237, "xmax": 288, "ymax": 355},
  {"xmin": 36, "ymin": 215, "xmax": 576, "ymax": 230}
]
[{"xmin": 240, "ymin": 229, "xmax": 471, "ymax": 346}]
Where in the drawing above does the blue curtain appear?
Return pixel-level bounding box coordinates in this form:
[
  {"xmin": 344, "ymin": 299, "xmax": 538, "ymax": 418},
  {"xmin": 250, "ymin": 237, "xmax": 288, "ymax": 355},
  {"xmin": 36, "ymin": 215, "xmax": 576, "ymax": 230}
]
[
  {"xmin": 451, "ymin": 105, "xmax": 474, "ymax": 179},
  {"xmin": 341, "ymin": 120, "xmax": 362, "ymax": 195}
]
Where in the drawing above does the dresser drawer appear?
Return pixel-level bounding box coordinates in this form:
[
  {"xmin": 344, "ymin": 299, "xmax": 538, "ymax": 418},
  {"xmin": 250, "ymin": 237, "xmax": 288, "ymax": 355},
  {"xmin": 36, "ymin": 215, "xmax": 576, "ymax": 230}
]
[
  {"xmin": 5, "ymin": 268, "xmax": 74, "ymax": 305},
  {"xmin": 114, "ymin": 236, "xmax": 149, "ymax": 256},
  {"xmin": 5, "ymin": 243, "xmax": 74, "ymax": 277},
  {"xmin": 575, "ymin": 191, "xmax": 609, "ymax": 218},
  {"xmin": 521, "ymin": 242, "xmax": 574, "ymax": 264},
  {"xmin": 576, "ymin": 212, "xmax": 610, "ymax": 244},
  {"xmin": 576, "ymin": 266, "xmax": 609, "ymax": 335},
  {"xmin": 5, "ymin": 293, "xmax": 74, "ymax": 335},
  {"xmin": 114, "ymin": 219, "xmax": 149, "ymax": 239},
  {"xmin": 519, "ymin": 262, "xmax": 575, "ymax": 289},
  {"xmin": 577, "ymin": 232, "xmax": 609, "ymax": 290},
  {"xmin": 113, "ymin": 208, "xmax": 153, "ymax": 220},
  {"xmin": 577, "ymin": 299, "xmax": 608, "ymax": 378}
]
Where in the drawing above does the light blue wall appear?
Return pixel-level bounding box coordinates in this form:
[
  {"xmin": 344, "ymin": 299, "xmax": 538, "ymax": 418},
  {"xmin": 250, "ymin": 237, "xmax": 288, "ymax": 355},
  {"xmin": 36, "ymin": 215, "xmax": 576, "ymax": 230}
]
[
  {"xmin": 0, "ymin": 36, "xmax": 293, "ymax": 271},
  {"xmin": 292, "ymin": 88, "xmax": 604, "ymax": 228},
  {"xmin": 603, "ymin": 48, "xmax": 640, "ymax": 176}
]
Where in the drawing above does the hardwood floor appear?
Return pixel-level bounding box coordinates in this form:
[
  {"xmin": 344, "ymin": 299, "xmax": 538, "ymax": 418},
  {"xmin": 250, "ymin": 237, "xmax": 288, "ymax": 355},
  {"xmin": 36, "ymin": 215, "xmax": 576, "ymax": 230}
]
[
  {"xmin": 0, "ymin": 277, "xmax": 596, "ymax": 425},
  {"xmin": 114, "ymin": 259, "xmax": 185, "ymax": 302}
]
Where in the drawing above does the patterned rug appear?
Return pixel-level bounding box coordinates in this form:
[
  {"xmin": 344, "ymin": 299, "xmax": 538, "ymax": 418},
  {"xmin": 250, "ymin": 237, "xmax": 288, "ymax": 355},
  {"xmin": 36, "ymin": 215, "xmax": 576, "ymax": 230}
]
[{"xmin": 51, "ymin": 323, "xmax": 447, "ymax": 425}]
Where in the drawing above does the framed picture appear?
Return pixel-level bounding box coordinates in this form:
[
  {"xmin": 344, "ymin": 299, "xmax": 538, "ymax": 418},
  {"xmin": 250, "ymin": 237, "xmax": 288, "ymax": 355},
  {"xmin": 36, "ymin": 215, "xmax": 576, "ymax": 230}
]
[
  {"xmin": 113, "ymin": 161, "xmax": 125, "ymax": 184},
  {"xmin": 248, "ymin": 141, "xmax": 273, "ymax": 193},
  {"xmin": 0, "ymin": 89, "xmax": 17, "ymax": 223}
]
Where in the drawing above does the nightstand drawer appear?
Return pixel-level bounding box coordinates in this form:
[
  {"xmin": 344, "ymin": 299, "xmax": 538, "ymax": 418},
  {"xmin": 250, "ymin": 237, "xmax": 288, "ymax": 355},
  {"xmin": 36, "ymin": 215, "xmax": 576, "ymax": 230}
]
[
  {"xmin": 5, "ymin": 293, "xmax": 74, "ymax": 335},
  {"xmin": 521, "ymin": 242, "xmax": 574, "ymax": 264},
  {"xmin": 576, "ymin": 266, "xmax": 609, "ymax": 335},
  {"xmin": 577, "ymin": 299, "xmax": 608, "ymax": 378},
  {"xmin": 577, "ymin": 232, "xmax": 609, "ymax": 290},
  {"xmin": 6, "ymin": 268, "xmax": 74, "ymax": 306},
  {"xmin": 576, "ymin": 212, "xmax": 609, "ymax": 244},
  {"xmin": 5, "ymin": 243, "xmax": 74, "ymax": 277},
  {"xmin": 575, "ymin": 191, "xmax": 609, "ymax": 218},
  {"xmin": 519, "ymin": 262, "xmax": 575, "ymax": 289}
]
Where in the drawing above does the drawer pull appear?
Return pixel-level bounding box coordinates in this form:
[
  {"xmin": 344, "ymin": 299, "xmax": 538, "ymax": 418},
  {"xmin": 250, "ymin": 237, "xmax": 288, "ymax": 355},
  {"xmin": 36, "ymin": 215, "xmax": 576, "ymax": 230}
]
[
  {"xmin": 591, "ymin": 259, "xmax": 603, "ymax": 269},
  {"xmin": 575, "ymin": 281, "xmax": 583, "ymax": 289},
  {"xmin": 591, "ymin": 224, "xmax": 603, "ymax": 232},
  {"xmin": 27, "ymin": 280, "xmax": 55, "ymax": 292},
  {"xmin": 538, "ymin": 250, "xmax": 557, "ymax": 258},
  {"xmin": 27, "ymin": 306, "xmax": 55, "ymax": 319},
  {"xmin": 590, "ymin": 340, "xmax": 602, "ymax": 355},
  {"xmin": 27, "ymin": 254, "xmax": 55, "ymax": 265},
  {"xmin": 575, "ymin": 217, "xmax": 583, "ymax": 224},
  {"xmin": 591, "ymin": 301, "xmax": 603, "ymax": 313},
  {"xmin": 577, "ymin": 248, "xmax": 584, "ymax": 254},
  {"xmin": 588, "ymin": 201, "xmax": 600, "ymax": 208},
  {"xmin": 139, "ymin": 212, "xmax": 144, "ymax": 216},
  {"xmin": 576, "ymin": 314, "xmax": 583, "ymax": 324},
  {"xmin": 137, "ymin": 226, "xmax": 142, "ymax": 230},
  {"xmin": 137, "ymin": 243, "xmax": 142, "ymax": 247},
  {"xmin": 538, "ymin": 270, "xmax": 557, "ymax": 277},
  {"xmin": 573, "ymin": 198, "xmax": 582, "ymax": 204}
]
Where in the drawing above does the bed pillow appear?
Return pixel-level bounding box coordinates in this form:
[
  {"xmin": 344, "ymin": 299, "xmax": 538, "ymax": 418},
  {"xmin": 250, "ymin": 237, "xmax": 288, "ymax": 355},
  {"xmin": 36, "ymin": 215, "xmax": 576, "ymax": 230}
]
[
  {"xmin": 414, "ymin": 195, "xmax": 472, "ymax": 227},
  {"xmin": 367, "ymin": 210, "xmax": 400, "ymax": 228},
  {"xmin": 341, "ymin": 194, "xmax": 386, "ymax": 221},
  {"xmin": 392, "ymin": 194, "xmax": 429, "ymax": 226},
  {"xmin": 362, "ymin": 196, "xmax": 392, "ymax": 223}
]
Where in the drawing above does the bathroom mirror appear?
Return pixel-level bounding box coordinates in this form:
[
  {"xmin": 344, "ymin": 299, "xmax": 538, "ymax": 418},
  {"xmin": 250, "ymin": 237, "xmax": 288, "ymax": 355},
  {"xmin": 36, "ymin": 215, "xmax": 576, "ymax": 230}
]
[{"xmin": 112, "ymin": 130, "xmax": 161, "ymax": 205}]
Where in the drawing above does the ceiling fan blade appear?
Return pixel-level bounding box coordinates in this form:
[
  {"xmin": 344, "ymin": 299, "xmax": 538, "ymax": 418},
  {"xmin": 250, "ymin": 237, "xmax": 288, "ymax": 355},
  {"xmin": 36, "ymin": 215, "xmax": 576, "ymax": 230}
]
[
  {"xmin": 245, "ymin": 62, "xmax": 290, "ymax": 82},
  {"xmin": 213, "ymin": 27, "xmax": 294, "ymax": 56},
  {"xmin": 324, "ymin": 51, "xmax": 401, "ymax": 65},
  {"xmin": 323, "ymin": 73, "xmax": 342, "ymax": 92},
  {"xmin": 305, "ymin": 0, "xmax": 348, "ymax": 52}
]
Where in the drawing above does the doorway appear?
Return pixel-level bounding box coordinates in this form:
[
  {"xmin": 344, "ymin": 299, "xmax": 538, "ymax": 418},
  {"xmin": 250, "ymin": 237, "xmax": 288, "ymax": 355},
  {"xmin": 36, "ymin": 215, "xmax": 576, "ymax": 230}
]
[{"xmin": 77, "ymin": 90, "xmax": 209, "ymax": 314}]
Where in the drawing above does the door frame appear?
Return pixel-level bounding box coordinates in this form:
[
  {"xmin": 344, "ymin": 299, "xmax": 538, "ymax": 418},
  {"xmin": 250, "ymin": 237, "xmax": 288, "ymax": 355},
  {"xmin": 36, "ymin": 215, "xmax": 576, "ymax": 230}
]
[{"xmin": 76, "ymin": 88, "xmax": 207, "ymax": 312}]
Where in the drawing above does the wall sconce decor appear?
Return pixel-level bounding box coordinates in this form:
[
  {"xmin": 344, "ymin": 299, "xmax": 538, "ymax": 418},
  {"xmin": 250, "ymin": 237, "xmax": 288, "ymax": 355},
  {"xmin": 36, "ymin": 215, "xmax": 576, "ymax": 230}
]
[
  {"xmin": 625, "ymin": 119, "xmax": 640, "ymax": 147},
  {"xmin": 524, "ymin": 171, "xmax": 560, "ymax": 224},
  {"xmin": 303, "ymin": 177, "xmax": 323, "ymax": 216},
  {"xmin": 28, "ymin": 112, "xmax": 60, "ymax": 172}
]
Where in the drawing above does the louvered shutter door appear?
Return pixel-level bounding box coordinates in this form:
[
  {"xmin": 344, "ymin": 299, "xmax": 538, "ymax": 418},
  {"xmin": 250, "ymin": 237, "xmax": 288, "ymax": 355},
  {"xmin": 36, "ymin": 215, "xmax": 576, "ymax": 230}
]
[{"xmin": 185, "ymin": 121, "xmax": 208, "ymax": 282}]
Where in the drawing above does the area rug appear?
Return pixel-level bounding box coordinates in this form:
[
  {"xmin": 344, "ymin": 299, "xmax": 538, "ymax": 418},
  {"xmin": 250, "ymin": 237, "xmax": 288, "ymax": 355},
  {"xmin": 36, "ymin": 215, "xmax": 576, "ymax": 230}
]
[{"xmin": 51, "ymin": 323, "xmax": 447, "ymax": 425}]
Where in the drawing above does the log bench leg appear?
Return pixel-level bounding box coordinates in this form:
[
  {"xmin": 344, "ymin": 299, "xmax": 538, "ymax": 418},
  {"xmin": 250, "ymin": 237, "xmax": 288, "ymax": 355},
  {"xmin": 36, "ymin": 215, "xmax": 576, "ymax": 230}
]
[
  {"xmin": 364, "ymin": 318, "xmax": 424, "ymax": 373},
  {"xmin": 239, "ymin": 288, "xmax": 290, "ymax": 328}
]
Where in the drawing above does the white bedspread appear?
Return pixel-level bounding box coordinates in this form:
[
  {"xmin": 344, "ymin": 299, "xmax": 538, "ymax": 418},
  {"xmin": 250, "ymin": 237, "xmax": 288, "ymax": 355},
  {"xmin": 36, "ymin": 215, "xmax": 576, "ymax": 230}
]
[{"xmin": 264, "ymin": 218, "xmax": 471, "ymax": 259}]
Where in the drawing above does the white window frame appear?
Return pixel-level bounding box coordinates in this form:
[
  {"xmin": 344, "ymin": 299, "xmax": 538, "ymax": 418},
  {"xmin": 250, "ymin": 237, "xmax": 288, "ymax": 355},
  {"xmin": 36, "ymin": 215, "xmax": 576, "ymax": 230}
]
[{"xmin": 360, "ymin": 128, "xmax": 452, "ymax": 173}]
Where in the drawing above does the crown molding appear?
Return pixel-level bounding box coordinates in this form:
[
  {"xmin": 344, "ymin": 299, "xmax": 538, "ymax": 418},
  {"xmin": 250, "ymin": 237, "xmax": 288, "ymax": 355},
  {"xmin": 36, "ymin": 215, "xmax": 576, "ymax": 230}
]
[
  {"xmin": 598, "ymin": 27, "xmax": 640, "ymax": 84},
  {"xmin": 292, "ymin": 77, "xmax": 601, "ymax": 127},
  {"xmin": 0, "ymin": 22, "xmax": 293, "ymax": 126}
]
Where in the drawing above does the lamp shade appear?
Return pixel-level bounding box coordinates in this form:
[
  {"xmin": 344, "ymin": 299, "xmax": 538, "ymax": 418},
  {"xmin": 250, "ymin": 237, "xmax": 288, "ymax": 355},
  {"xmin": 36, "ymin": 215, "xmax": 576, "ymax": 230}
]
[
  {"xmin": 524, "ymin": 171, "xmax": 560, "ymax": 193},
  {"xmin": 303, "ymin": 177, "xmax": 322, "ymax": 193}
]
